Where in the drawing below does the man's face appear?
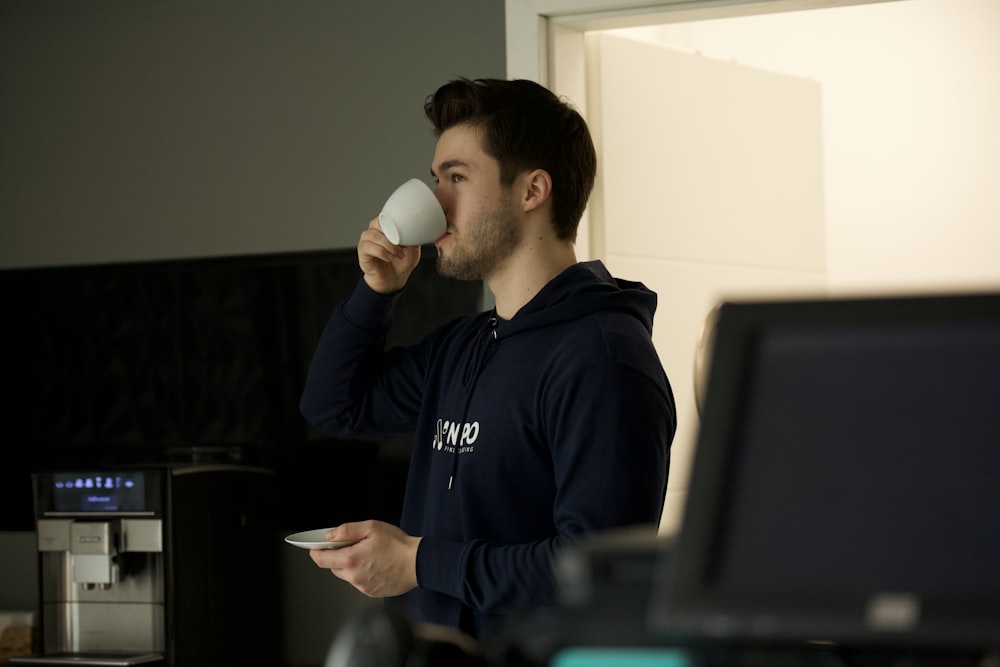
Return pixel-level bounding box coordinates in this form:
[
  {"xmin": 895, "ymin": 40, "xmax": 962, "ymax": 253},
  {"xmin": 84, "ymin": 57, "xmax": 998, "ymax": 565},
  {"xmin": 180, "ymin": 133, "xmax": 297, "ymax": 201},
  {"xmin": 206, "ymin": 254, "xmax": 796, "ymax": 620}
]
[{"xmin": 430, "ymin": 123, "xmax": 521, "ymax": 281}]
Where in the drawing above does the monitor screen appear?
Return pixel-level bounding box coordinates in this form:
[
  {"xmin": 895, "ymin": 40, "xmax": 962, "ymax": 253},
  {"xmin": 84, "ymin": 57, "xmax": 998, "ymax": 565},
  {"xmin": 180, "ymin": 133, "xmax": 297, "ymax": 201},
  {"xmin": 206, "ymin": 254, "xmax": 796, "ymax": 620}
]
[{"xmin": 649, "ymin": 292, "xmax": 1000, "ymax": 652}]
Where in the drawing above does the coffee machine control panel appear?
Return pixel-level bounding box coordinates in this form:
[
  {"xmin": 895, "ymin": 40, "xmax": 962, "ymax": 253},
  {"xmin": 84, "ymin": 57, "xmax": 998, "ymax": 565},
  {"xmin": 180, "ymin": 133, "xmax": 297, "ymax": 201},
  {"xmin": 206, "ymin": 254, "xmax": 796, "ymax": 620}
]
[
  {"xmin": 36, "ymin": 470, "xmax": 162, "ymax": 517},
  {"xmin": 34, "ymin": 470, "xmax": 164, "ymax": 586}
]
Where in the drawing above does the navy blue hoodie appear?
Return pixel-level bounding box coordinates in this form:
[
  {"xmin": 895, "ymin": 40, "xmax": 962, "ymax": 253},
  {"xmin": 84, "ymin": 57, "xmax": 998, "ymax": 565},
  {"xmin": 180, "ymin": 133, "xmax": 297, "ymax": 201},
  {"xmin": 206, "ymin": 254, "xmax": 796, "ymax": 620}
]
[{"xmin": 300, "ymin": 260, "xmax": 676, "ymax": 638}]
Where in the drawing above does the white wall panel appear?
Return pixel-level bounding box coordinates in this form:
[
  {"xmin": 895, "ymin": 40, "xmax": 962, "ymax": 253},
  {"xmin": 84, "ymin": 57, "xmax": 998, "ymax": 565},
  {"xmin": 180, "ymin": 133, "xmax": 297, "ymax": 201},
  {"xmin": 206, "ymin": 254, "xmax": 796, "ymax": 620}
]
[
  {"xmin": 589, "ymin": 33, "xmax": 825, "ymax": 272},
  {"xmin": 589, "ymin": 35, "xmax": 826, "ymax": 534}
]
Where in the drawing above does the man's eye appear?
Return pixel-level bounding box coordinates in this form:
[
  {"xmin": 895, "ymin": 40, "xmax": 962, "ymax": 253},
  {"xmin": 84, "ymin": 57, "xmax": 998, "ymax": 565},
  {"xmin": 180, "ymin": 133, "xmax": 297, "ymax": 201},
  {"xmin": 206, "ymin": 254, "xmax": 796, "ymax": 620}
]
[{"xmin": 451, "ymin": 174, "xmax": 465, "ymax": 183}]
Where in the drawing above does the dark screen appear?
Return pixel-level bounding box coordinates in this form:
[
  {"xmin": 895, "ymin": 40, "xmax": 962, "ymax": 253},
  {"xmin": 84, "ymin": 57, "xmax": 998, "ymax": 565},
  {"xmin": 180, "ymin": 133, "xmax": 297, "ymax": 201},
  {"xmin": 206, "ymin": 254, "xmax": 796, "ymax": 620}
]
[{"xmin": 714, "ymin": 321, "xmax": 1000, "ymax": 596}]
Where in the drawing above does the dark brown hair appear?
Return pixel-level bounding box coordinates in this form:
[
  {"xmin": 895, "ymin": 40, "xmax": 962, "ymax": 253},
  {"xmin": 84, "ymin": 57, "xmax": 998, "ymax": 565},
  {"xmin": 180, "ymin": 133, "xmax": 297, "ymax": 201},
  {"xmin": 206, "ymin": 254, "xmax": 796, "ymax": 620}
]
[{"xmin": 424, "ymin": 78, "xmax": 596, "ymax": 242}]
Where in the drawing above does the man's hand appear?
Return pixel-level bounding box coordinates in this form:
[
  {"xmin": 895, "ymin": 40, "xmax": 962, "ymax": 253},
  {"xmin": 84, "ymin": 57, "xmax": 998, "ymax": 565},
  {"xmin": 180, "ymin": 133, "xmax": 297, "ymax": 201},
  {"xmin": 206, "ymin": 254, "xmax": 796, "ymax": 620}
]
[
  {"xmin": 310, "ymin": 520, "xmax": 422, "ymax": 598},
  {"xmin": 359, "ymin": 217, "xmax": 422, "ymax": 294}
]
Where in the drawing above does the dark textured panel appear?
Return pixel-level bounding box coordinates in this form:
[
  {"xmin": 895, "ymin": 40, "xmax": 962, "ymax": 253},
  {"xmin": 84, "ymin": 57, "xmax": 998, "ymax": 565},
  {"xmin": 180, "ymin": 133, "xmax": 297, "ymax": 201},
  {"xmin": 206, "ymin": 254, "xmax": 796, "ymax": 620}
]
[{"xmin": 0, "ymin": 249, "xmax": 481, "ymax": 529}]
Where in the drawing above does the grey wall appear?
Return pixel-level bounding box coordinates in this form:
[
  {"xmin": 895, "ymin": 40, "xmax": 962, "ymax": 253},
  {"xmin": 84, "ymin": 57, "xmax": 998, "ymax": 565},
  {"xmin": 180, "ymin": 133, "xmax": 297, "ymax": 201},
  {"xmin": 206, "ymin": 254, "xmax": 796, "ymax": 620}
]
[
  {"xmin": 0, "ymin": 0, "xmax": 506, "ymax": 269},
  {"xmin": 0, "ymin": 1, "xmax": 505, "ymax": 664}
]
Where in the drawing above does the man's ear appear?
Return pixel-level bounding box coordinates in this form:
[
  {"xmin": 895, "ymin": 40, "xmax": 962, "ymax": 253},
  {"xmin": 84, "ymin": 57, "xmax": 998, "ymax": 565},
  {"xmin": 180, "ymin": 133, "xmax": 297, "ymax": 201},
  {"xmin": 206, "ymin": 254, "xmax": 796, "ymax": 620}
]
[{"xmin": 520, "ymin": 169, "xmax": 552, "ymax": 213}]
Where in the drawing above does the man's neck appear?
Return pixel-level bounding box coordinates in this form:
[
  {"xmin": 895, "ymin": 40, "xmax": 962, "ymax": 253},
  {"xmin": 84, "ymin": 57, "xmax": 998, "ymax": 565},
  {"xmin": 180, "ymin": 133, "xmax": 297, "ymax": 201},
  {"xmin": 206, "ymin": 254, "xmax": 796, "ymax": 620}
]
[{"xmin": 486, "ymin": 242, "xmax": 577, "ymax": 320}]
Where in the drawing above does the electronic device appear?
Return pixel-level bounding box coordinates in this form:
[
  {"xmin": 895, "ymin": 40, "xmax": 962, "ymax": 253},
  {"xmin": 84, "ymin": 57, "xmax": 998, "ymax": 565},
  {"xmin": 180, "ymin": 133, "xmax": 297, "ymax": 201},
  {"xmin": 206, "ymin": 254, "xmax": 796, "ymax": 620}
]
[
  {"xmin": 648, "ymin": 291, "xmax": 1000, "ymax": 657},
  {"xmin": 14, "ymin": 464, "xmax": 279, "ymax": 667}
]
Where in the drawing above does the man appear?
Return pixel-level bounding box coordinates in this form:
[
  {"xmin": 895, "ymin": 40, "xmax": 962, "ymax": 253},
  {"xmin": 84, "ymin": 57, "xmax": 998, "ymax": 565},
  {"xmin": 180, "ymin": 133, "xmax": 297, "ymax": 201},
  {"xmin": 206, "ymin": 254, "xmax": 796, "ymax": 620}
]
[{"xmin": 299, "ymin": 77, "xmax": 676, "ymax": 640}]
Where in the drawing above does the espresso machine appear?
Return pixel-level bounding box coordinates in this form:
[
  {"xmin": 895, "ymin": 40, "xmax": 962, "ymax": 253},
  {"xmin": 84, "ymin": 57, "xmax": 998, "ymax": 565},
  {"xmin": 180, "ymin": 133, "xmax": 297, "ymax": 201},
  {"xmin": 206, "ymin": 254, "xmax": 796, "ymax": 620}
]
[{"xmin": 15, "ymin": 463, "xmax": 279, "ymax": 667}]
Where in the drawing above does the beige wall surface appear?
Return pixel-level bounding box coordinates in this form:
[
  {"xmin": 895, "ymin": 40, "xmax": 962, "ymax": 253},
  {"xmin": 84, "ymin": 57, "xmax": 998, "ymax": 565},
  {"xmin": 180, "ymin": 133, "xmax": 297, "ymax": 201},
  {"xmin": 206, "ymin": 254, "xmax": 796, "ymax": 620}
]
[
  {"xmin": 587, "ymin": 33, "xmax": 827, "ymax": 533},
  {"xmin": 611, "ymin": 0, "xmax": 1000, "ymax": 296}
]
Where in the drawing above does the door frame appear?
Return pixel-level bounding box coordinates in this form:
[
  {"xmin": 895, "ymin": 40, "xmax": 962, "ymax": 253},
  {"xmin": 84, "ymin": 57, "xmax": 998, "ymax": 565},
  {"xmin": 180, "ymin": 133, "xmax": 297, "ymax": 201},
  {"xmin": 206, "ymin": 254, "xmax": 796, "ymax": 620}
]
[{"xmin": 505, "ymin": 0, "xmax": 901, "ymax": 83}]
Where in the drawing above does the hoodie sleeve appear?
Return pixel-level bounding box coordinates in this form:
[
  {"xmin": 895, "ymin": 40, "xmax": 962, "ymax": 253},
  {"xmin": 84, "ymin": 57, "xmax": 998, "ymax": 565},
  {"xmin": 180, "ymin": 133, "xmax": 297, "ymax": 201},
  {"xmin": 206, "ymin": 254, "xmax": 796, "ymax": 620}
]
[
  {"xmin": 415, "ymin": 356, "xmax": 676, "ymax": 614},
  {"xmin": 299, "ymin": 278, "xmax": 426, "ymax": 437}
]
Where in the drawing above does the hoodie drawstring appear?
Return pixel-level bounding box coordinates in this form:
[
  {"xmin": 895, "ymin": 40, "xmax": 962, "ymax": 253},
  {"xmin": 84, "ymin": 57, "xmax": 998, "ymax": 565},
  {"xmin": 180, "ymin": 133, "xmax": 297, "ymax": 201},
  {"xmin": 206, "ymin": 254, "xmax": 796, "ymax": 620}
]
[{"xmin": 449, "ymin": 314, "xmax": 499, "ymax": 490}]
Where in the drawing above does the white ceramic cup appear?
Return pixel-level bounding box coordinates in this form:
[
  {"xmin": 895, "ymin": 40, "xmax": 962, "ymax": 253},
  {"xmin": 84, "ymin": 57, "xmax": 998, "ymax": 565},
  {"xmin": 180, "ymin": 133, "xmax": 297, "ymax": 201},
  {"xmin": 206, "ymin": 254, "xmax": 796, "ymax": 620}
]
[{"xmin": 377, "ymin": 178, "xmax": 446, "ymax": 246}]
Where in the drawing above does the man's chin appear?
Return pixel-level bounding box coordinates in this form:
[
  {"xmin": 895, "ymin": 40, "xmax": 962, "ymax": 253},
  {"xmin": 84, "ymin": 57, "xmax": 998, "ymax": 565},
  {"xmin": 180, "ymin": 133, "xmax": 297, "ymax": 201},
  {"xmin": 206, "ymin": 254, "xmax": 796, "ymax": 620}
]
[{"xmin": 435, "ymin": 256, "xmax": 481, "ymax": 282}]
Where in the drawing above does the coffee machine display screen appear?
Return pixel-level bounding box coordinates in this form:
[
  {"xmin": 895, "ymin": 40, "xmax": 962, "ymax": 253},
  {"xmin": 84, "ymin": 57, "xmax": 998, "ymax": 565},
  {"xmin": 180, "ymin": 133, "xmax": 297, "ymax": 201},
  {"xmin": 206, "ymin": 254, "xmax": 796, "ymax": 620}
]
[{"xmin": 51, "ymin": 471, "xmax": 148, "ymax": 513}]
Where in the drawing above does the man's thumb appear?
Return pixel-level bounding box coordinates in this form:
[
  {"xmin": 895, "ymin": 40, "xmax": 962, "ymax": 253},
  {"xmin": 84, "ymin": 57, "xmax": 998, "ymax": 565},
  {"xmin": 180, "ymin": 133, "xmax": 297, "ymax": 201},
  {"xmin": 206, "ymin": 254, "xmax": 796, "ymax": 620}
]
[{"xmin": 327, "ymin": 521, "xmax": 364, "ymax": 543}]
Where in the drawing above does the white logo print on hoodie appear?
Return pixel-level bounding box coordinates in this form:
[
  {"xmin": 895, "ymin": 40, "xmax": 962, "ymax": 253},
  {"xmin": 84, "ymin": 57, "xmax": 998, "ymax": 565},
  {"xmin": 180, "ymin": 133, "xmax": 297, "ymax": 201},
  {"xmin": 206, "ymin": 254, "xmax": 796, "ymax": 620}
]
[{"xmin": 433, "ymin": 418, "xmax": 480, "ymax": 453}]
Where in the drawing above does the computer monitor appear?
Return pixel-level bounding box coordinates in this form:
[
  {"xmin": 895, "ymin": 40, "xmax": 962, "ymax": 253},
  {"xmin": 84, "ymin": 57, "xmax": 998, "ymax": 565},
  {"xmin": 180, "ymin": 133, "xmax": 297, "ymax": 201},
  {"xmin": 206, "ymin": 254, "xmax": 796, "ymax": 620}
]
[{"xmin": 649, "ymin": 292, "xmax": 1000, "ymax": 654}]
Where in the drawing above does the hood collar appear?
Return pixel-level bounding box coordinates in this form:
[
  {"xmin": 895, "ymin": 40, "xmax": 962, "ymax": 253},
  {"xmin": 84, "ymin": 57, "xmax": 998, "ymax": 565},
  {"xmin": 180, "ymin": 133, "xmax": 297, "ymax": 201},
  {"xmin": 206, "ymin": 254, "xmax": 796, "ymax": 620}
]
[{"xmin": 496, "ymin": 260, "xmax": 658, "ymax": 337}]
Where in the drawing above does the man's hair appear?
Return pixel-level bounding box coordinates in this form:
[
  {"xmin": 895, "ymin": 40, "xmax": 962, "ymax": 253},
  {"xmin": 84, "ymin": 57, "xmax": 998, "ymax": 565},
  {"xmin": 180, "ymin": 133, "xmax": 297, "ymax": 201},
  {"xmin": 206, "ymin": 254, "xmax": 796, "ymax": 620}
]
[{"xmin": 424, "ymin": 78, "xmax": 597, "ymax": 242}]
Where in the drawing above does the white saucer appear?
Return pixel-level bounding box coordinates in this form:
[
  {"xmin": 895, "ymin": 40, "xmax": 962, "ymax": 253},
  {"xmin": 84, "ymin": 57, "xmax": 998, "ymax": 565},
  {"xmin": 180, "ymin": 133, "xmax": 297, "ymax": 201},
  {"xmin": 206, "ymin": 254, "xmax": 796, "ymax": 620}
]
[{"xmin": 284, "ymin": 528, "xmax": 359, "ymax": 550}]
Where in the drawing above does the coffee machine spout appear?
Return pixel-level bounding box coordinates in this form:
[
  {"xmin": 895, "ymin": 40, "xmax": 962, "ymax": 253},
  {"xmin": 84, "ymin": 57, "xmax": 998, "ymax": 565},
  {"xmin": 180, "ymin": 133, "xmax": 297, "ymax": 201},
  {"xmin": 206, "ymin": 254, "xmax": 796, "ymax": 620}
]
[{"xmin": 70, "ymin": 520, "xmax": 119, "ymax": 586}]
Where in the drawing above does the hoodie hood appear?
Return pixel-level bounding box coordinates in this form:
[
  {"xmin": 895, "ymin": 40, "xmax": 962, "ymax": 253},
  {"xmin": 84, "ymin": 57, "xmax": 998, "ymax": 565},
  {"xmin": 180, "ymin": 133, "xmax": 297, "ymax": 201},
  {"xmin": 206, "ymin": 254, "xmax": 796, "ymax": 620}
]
[
  {"xmin": 454, "ymin": 259, "xmax": 658, "ymax": 415},
  {"xmin": 499, "ymin": 260, "xmax": 658, "ymax": 338}
]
